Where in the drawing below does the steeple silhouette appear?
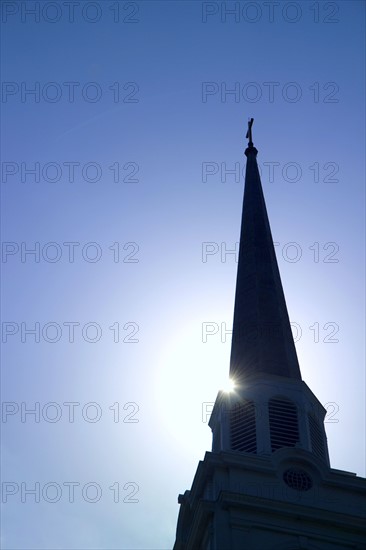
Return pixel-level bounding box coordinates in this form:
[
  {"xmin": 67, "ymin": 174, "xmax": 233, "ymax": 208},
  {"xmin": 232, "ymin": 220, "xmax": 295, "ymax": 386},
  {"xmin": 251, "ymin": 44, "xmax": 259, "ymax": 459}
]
[
  {"xmin": 173, "ymin": 121, "xmax": 366, "ymax": 550},
  {"xmin": 230, "ymin": 119, "xmax": 302, "ymax": 384},
  {"xmin": 206, "ymin": 120, "xmax": 328, "ymax": 463}
]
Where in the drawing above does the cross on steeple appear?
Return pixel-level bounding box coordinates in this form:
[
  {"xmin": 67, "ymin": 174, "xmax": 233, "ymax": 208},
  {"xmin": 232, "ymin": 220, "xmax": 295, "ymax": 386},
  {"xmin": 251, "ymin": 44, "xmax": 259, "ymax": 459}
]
[{"xmin": 246, "ymin": 117, "xmax": 254, "ymax": 146}]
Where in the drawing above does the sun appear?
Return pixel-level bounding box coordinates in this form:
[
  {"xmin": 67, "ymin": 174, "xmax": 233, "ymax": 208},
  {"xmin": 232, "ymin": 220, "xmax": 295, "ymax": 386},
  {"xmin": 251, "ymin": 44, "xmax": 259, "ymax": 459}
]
[
  {"xmin": 154, "ymin": 319, "xmax": 233, "ymax": 454},
  {"xmin": 222, "ymin": 378, "xmax": 236, "ymax": 393}
]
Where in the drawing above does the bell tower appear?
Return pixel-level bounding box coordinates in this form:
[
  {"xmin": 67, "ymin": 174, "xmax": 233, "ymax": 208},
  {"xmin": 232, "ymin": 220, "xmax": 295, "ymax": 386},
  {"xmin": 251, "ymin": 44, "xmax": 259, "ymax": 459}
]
[{"xmin": 173, "ymin": 121, "xmax": 366, "ymax": 550}]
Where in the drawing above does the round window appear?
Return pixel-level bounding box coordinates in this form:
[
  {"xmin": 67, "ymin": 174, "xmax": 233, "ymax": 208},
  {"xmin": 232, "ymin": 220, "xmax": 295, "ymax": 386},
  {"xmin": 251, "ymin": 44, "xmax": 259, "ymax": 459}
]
[{"xmin": 283, "ymin": 468, "xmax": 313, "ymax": 491}]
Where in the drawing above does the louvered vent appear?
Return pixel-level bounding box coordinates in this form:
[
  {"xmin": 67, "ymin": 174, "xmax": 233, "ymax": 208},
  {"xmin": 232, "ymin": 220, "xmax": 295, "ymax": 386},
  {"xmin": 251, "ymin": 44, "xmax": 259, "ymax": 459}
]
[
  {"xmin": 308, "ymin": 414, "xmax": 326, "ymax": 459},
  {"xmin": 269, "ymin": 398, "xmax": 299, "ymax": 451},
  {"xmin": 230, "ymin": 401, "xmax": 257, "ymax": 453}
]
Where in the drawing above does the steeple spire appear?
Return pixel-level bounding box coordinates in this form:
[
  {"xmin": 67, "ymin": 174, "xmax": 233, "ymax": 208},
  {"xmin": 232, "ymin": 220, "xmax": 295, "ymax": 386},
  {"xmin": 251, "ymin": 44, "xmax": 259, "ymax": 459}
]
[{"xmin": 229, "ymin": 118, "xmax": 302, "ymax": 384}]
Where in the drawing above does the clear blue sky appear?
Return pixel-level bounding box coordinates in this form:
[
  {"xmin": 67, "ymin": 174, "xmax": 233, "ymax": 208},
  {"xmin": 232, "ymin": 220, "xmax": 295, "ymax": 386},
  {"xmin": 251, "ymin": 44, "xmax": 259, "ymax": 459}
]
[{"xmin": 1, "ymin": 1, "xmax": 365, "ymax": 548}]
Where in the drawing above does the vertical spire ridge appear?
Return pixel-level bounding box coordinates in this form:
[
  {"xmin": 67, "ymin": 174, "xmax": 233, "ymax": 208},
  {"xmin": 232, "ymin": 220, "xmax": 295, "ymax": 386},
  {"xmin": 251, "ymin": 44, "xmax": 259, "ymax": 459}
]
[{"xmin": 229, "ymin": 119, "xmax": 302, "ymax": 384}]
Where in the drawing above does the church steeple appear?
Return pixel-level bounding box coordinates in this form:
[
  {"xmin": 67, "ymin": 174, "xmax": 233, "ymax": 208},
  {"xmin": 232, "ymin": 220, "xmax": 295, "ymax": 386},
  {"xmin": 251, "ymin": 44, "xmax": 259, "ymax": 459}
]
[
  {"xmin": 208, "ymin": 120, "xmax": 330, "ymax": 465},
  {"xmin": 230, "ymin": 118, "xmax": 302, "ymax": 384},
  {"xmin": 173, "ymin": 123, "xmax": 366, "ymax": 550}
]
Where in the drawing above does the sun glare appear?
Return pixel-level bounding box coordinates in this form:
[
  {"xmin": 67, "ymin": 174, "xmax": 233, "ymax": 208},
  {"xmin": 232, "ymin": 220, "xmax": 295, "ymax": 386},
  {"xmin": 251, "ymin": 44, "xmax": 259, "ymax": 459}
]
[
  {"xmin": 155, "ymin": 319, "xmax": 233, "ymax": 454},
  {"xmin": 222, "ymin": 378, "xmax": 236, "ymax": 393}
]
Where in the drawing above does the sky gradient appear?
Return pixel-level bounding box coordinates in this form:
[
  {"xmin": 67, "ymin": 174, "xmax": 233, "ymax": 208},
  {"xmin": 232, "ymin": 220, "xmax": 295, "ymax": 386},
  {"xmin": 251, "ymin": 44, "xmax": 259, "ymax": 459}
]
[{"xmin": 1, "ymin": 1, "xmax": 365, "ymax": 548}]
